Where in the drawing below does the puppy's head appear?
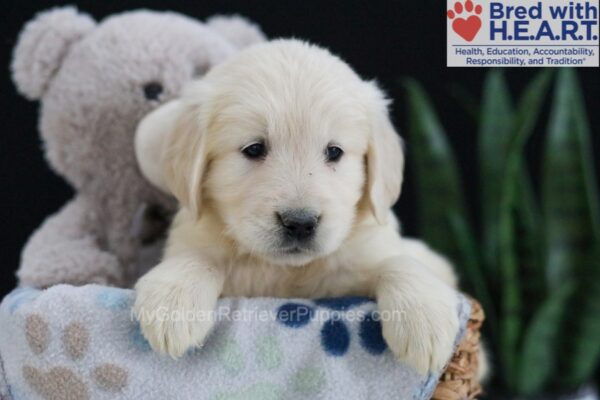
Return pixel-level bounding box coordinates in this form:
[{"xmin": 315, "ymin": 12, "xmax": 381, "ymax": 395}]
[{"xmin": 137, "ymin": 40, "xmax": 403, "ymax": 266}]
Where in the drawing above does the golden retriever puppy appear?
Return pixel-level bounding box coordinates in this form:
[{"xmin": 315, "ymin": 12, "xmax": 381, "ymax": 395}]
[{"xmin": 134, "ymin": 39, "xmax": 460, "ymax": 374}]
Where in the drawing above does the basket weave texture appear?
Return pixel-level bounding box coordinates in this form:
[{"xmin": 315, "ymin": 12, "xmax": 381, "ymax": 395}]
[{"xmin": 432, "ymin": 298, "xmax": 485, "ymax": 400}]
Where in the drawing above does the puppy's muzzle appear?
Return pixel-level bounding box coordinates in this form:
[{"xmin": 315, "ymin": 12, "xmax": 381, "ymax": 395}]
[{"xmin": 277, "ymin": 209, "xmax": 320, "ymax": 242}]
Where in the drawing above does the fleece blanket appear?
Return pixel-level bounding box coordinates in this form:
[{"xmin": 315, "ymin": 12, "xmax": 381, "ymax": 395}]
[{"xmin": 0, "ymin": 285, "xmax": 471, "ymax": 400}]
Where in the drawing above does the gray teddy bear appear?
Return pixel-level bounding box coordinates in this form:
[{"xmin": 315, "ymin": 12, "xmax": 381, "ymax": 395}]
[{"xmin": 11, "ymin": 7, "xmax": 265, "ymax": 288}]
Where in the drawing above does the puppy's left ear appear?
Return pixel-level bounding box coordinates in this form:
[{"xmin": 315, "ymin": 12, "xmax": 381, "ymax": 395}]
[{"xmin": 366, "ymin": 83, "xmax": 404, "ymax": 225}]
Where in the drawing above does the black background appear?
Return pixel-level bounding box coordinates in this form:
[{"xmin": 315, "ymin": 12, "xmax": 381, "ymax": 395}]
[{"xmin": 1, "ymin": 0, "xmax": 599, "ymax": 298}]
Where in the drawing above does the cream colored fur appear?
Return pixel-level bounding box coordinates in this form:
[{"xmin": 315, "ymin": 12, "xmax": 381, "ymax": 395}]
[{"xmin": 134, "ymin": 39, "xmax": 466, "ymax": 374}]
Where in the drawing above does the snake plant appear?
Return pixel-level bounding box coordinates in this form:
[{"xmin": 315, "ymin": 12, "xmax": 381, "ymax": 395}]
[{"xmin": 404, "ymin": 69, "xmax": 600, "ymax": 397}]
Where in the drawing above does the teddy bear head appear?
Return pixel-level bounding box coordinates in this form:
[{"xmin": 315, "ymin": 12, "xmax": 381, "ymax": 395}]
[{"xmin": 11, "ymin": 7, "xmax": 265, "ymax": 192}]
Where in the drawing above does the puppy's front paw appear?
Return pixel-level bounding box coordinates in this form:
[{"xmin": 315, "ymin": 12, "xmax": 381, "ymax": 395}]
[
  {"xmin": 133, "ymin": 274, "xmax": 216, "ymax": 358},
  {"xmin": 378, "ymin": 276, "xmax": 459, "ymax": 374}
]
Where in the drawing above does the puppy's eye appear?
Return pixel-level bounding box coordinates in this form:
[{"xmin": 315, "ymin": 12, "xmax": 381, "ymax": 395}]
[
  {"xmin": 325, "ymin": 146, "xmax": 344, "ymax": 162},
  {"xmin": 242, "ymin": 142, "xmax": 267, "ymax": 160},
  {"xmin": 143, "ymin": 82, "xmax": 163, "ymax": 101}
]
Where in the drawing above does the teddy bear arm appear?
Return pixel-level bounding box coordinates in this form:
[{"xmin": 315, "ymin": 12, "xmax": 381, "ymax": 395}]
[{"xmin": 18, "ymin": 197, "xmax": 123, "ymax": 288}]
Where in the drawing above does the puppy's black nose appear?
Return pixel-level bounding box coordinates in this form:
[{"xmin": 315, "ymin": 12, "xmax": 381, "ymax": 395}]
[{"xmin": 277, "ymin": 210, "xmax": 319, "ymax": 241}]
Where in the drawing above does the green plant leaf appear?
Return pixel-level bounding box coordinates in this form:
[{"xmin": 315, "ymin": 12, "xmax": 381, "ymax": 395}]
[
  {"xmin": 517, "ymin": 283, "xmax": 575, "ymax": 395},
  {"xmin": 479, "ymin": 70, "xmax": 514, "ymax": 282},
  {"xmin": 513, "ymin": 172, "xmax": 545, "ymax": 325},
  {"xmin": 543, "ymin": 68, "xmax": 600, "ymax": 289},
  {"xmin": 564, "ymin": 271, "xmax": 600, "ymax": 389},
  {"xmin": 403, "ymin": 78, "xmax": 470, "ymax": 269},
  {"xmin": 497, "ymin": 69, "xmax": 553, "ymax": 390},
  {"xmin": 479, "ymin": 71, "xmax": 548, "ymax": 329},
  {"xmin": 543, "ymin": 68, "xmax": 600, "ymax": 389}
]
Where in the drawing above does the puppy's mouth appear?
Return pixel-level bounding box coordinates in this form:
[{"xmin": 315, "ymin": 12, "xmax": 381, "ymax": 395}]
[
  {"xmin": 275, "ymin": 234, "xmax": 318, "ymax": 256},
  {"xmin": 280, "ymin": 245, "xmax": 312, "ymax": 254},
  {"xmin": 268, "ymin": 242, "xmax": 319, "ymax": 265}
]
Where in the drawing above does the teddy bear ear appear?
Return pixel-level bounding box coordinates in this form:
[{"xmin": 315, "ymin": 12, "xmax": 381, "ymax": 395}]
[
  {"xmin": 11, "ymin": 7, "xmax": 96, "ymax": 100},
  {"xmin": 206, "ymin": 15, "xmax": 266, "ymax": 50}
]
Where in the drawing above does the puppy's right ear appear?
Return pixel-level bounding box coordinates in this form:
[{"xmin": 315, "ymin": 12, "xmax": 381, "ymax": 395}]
[
  {"xmin": 135, "ymin": 98, "xmax": 208, "ymax": 217},
  {"xmin": 11, "ymin": 7, "xmax": 95, "ymax": 100}
]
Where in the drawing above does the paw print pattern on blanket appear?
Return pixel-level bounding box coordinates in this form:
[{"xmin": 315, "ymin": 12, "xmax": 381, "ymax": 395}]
[
  {"xmin": 277, "ymin": 297, "xmax": 388, "ymax": 357},
  {"xmin": 211, "ymin": 333, "xmax": 326, "ymax": 399},
  {"xmin": 22, "ymin": 314, "xmax": 128, "ymax": 400}
]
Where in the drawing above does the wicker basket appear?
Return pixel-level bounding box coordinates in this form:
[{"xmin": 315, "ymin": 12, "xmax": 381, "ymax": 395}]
[{"xmin": 433, "ymin": 298, "xmax": 485, "ymax": 400}]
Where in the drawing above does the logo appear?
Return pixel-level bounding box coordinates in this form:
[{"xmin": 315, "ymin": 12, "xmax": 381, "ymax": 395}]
[
  {"xmin": 447, "ymin": 1, "xmax": 483, "ymax": 42},
  {"xmin": 447, "ymin": 0, "xmax": 599, "ymax": 67}
]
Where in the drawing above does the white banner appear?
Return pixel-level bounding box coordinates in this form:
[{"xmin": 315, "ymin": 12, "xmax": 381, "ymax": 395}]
[{"xmin": 447, "ymin": 0, "xmax": 599, "ymax": 67}]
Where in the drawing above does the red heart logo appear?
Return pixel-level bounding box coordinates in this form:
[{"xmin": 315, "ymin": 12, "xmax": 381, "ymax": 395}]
[{"xmin": 452, "ymin": 15, "xmax": 481, "ymax": 42}]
